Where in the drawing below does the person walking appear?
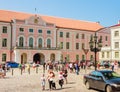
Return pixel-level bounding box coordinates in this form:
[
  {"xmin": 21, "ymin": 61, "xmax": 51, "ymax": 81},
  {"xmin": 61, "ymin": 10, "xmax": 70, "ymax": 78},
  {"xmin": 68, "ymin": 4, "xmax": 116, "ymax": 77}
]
[
  {"xmin": 58, "ymin": 71, "xmax": 64, "ymax": 89},
  {"xmin": 47, "ymin": 70, "xmax": 55, "ymax": 91}
]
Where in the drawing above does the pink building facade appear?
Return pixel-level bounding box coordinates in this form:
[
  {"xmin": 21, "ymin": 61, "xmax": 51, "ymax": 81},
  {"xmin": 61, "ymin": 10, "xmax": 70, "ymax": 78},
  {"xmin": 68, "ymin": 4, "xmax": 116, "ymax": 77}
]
[{"xmin": 0, "ymin": 10, "xmax": 111, "ymax": 64}]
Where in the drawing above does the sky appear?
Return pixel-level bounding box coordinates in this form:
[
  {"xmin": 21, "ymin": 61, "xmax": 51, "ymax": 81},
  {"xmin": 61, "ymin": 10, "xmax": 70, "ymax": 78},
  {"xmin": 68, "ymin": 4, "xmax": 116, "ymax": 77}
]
[{"xmin": 0, "ymin": 0, "xmax": 120, "ymax": 27}]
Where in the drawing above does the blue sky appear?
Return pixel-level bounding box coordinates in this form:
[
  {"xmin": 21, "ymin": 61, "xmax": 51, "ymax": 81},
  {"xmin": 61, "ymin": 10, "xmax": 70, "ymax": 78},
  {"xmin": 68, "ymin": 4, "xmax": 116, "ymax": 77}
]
[{"xmin": 0, "ymin": 0, "xmax": 120, "ymax": 27}]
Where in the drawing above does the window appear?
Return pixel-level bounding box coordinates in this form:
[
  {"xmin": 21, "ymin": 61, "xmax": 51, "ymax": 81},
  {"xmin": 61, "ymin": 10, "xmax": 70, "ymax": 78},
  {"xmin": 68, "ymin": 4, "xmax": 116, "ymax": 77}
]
[
  {"xmin": 115, "ymin": 52, "xmax": 119, "ymax": 58},
  {"xmin": 82, "ymin": 43, "xmax": 85, "ymax": 49},
  {"xmin": 38, "ymin": 38, "xmax": 42, "ymax": 48},
  {"xmin": 90, "ymin": 55, "xmax": 93, "ymax": 60},
  {"xmin": 29, "ymin": 37, "xmax": 33, "ymax": 47},
  {"xmin": 66, "ymin": 54, "xmax": 70, "ymax": 62},
  {"xmin": 100, "ymin": 36, "xmax": 102, "ymax": 40},
  {"xmin": 60, "ymin": 32, "xmax": 63, "ymax": 37},
  {"xmin": 19, "ymin": 37, "xmax": 24, "ymax": 47},
  {"xmin": 60, "ymin": 54, "xmax": 63, "ymax": 61},
  {"xmin": 66, "ymin": 42, "xmax": 69, "ymax": 49},
  {"xmin": 76, "ymin": 55, "xmax": 79, "ymax": 61},
  {"xmin": 107, "ymin": 52, "xmax": 109, "ymax": 58},
  {"xmin": 76, "ymin": 33, "xmax": 79, "ymax": 39},
  {"xmin": 19, "ymin": 28, "xmax": 24, "ymax": 32},
  {"xmin": 60, "ymin": 42, "xmax": 63, "ymax": 49},
  {"xmin": 115, "ymin": 42, "xmax": 119, "ymax": 48},
  {"xmin": 2, "ymin": 53, "xmax": 6, "ymax": 61},
  {"xmin": 82, "ymin": 34, "xmax": 85, "ymax": 39},
  {"xmin": 105, "ymin": 36, "xmax": 108, "ymax": 41},
  {"xmin": 66, "ymin": 32, "xmax": 70, "ymax": 38},
  {"xmin": 47, "ymin": 39, "xmax": 51, "ymax": 48},
  {"xmin": 29, "ymin": 29, "xmax": 33, "ymax": 33},
  {"xmin": 38, "ymin": 29, "xmax": 42, "ymax": 33},
  {"xmin": 3, "ymin": 26, "xmax": 7, "ymax": 33},
  {"xmin": 47, "ymin": 30, "xmax": 51, "ymax": 34},
  {"xmin": 76, "ymin": 43, "xmax": 79, "ymax": 49},
  {"xmin": 82, "ymin": 55, "xmax": 85, "ymax": 60},
  {"xmin": 114, "ymin": 31, "xmax": 119, "ymax": 37},
  {"xmin": 102, "ymin": 52, "xmax": 104, "ymax": 58},
  {"xmin": 2, "ymin": 38, "xmax": 7, "ymax": 47}
]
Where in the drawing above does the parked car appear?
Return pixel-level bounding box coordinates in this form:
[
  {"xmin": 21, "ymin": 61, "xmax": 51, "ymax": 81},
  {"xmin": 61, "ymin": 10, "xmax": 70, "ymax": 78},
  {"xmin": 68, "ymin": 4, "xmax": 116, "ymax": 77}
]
[
  {"xmin": 6, "ymin": 61, "xmax": 19, "ymax": 68},
  {"xmin": 83, "ymin": 70, "xmax": 120, "ymax": 92}
]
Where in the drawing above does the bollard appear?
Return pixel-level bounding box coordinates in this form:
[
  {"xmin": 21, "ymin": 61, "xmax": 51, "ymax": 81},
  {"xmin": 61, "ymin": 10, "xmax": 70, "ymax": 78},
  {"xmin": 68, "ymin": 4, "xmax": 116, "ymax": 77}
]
[
  {"xmin": 21, "ymin": 68, "xmax": 22, "ymax": 75},
  {"xmin": 36, "ymin": 67, "xmax": 38, "ymax": 74},
  {"xmin": 28, "ymin": 67, "xmax": 30, "ymax": 74},
  {"xmin": 12, "ymin": 68, "xmax": 14, "ymax": 76}
]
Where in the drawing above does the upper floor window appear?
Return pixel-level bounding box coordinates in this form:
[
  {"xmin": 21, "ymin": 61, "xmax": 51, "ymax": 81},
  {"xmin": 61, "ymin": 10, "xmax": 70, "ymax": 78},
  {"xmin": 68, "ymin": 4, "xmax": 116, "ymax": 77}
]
[
  {"xmin": 19, "ymin": 37, "xmax": 24, "ymax": 47},
  {"xmin": 76, "ymin": 43, "xmax": 79, "ymax": 49},
  {"xmin": 47, "ymin": 30, "xmax": 51, "ymax": 34},
  {"xmin": 114, "ymin": 31, "xmax": 119, "ymax": 37},
  {"xmin": 66, "ymin": 32, "xmax": 70, "ymax": 38},
  {"xmin": 38, "ymin": 29, "xmax": 42, "ymax": 33},
  {"xmin": 60, "ymin": 32, "xmax": 63, "ymax": 37},
  {"xmin": 81, "ymin": 43, "xmax": 85, "ymax": 49},
  {"xmin": 76, "ymin": 33, "xmax": 79, "ymax": 39},
  {"xmin": 3, "ymin": 26, "xmax": 7, "ymax": 33},
  {"xmin": 38, "ymin": 38, "xmax": 42, "ymax": 48},
  {"xmin": 2, "ymin": 38, "xmax": 7, "ymax": 47},
  {"xmin": 19, "ymin": 28, "xmax": 24, "ymax": 32},
  {"xmin": 66, "ymin": 42, "xmax": 70, "ymax": 49},
  {"xmin": 29, "ymin": 29, "xmax": 34, "ymax": 33},
  {"xmin": 115, "ymin": 42, "xmax": 119, "ymax": 48},
  {"xmin": 82, "ymin": 34, "xmax": 85, "ymax": 39},
  {"xmin": 47, "ymin": 39, "xmax": 51, "ymax": 48},
  {"xmin": 29, "ymin": 37, "xmax": 33, "ymax": 47},
  {"xmin": 2, "ymin": 53, "xmax": 6, "ymax": 62}
]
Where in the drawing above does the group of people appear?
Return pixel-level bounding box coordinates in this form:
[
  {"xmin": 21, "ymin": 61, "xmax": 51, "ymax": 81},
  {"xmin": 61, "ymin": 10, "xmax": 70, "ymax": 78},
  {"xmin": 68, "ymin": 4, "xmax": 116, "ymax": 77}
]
[{"xmin": 40, "ymin": 63, "xmax": 68, "ymax": 91}]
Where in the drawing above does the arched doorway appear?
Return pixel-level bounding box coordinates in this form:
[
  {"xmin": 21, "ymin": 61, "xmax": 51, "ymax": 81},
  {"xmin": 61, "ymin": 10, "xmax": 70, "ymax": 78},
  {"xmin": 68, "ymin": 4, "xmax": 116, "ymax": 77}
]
[
  {"xmin": 33, "ymin": 53, "xmax": 45, "ymax": 64},
  {"xmin": 21, "ymin": 53, "xmax": 27, "ymax": 64},
  {"xmin": 50, "ymin": 53, "xmax": 55, "ymax": 62}
]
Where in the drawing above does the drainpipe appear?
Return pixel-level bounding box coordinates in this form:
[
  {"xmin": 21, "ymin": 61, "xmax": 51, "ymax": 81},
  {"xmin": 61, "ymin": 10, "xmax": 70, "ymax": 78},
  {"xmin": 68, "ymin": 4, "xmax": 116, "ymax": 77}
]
[{"xmin": 10, "ymin": 20, "xmax": 13, "ymax": 61}]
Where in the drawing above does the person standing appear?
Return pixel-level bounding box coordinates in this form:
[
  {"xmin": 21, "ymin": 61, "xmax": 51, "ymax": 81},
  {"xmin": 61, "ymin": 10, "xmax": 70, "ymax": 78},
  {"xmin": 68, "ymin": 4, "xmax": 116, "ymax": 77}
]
[{"xmin": 41, "ymin": 74, "xmax": 46, "ymax": 91}]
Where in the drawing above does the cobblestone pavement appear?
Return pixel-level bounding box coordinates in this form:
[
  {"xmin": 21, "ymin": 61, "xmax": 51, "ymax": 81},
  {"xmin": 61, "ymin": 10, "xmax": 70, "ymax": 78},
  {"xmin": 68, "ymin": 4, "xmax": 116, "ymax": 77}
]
[{"xmin": 0, "ymin": 66, "xmax": 112, "ymax": 92}]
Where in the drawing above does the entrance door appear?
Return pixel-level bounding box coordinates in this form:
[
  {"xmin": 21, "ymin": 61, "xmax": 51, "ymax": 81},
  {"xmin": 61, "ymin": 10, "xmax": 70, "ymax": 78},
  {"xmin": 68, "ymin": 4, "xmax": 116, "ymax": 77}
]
[
  {"xmin": 21, "ymin": 53, "xmax": 27, "ymax": 64},
  {"xmin": 33, "ymin": 53, "xmax": 45, "ymax": 64}
]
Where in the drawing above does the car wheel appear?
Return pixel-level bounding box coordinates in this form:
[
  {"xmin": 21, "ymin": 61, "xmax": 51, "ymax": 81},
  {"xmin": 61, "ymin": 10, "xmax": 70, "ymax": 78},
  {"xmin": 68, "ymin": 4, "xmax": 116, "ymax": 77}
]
[
  {"xmin": 85, "ymin": 81, "xmax": 90, "ymax": 89},
  {"xmin": 106, "ymin": 85, "xmax": 112, "ymax": 92}
]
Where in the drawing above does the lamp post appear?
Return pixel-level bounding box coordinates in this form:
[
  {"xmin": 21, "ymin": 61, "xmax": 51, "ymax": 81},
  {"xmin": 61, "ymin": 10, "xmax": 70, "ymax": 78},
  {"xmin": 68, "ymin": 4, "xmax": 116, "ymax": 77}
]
[
  {"xmin": 89, "ymin": 32, "xmax": 102, "ymax": 71},
  {"xmin": 83, "ymin": 48, "xmax": 89, "ymax": 73}
]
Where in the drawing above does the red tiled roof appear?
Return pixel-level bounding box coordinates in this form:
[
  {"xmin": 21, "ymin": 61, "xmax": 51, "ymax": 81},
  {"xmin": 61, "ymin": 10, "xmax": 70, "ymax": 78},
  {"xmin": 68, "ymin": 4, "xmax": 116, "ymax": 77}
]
[
  {"xmin": 0, "ymin": 10, "xmax": 103, "ymax": 31},
  {"xmin": 110, "ymin": 24, "xmax": 120, "ymax": 28}
]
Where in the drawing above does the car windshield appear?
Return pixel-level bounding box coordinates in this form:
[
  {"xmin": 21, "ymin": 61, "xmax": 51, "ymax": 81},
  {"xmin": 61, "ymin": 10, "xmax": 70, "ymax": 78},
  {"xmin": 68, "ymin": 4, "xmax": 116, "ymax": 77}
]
[{"xmin": 102, "ymin": 71, "xmax": 120, "ymax": 80}]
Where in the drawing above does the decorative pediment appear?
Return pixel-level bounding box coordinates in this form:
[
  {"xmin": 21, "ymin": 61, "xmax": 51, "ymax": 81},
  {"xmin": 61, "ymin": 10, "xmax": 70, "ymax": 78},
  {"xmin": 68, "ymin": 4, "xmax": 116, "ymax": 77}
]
[{"xmin": 25, "ymin": 15, "xmax": 46, "ymax": 26}]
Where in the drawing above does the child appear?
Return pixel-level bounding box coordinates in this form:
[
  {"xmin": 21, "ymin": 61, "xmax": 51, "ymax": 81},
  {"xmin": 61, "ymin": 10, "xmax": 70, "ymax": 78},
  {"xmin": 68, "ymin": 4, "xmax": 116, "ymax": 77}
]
[{"xmin": 41, "ymin": 74, "xmax": 46, "ymax": 91}]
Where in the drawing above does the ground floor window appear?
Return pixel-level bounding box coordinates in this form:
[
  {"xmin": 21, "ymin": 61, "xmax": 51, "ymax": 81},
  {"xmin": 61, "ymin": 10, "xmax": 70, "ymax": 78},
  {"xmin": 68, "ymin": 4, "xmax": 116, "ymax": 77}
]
[{"xmin": 2, "ymin": 53, "xmax": 6, "ymax": 62}]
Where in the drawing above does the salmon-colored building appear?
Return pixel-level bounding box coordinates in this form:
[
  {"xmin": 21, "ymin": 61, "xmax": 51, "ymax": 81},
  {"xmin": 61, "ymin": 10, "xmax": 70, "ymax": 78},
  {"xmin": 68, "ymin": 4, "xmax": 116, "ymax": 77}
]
[{"xmin": 0, "ymin": 10, "xmax": 110, "ymax": 64}]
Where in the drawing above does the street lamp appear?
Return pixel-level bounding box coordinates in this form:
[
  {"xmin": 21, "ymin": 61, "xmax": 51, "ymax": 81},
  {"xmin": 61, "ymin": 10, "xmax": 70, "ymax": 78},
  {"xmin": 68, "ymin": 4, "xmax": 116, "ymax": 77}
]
[
  {"xmin": 89, "ymin": 32, "xmax": 102, "ymax": 70},
  {"xmin": 83, "ymin": 48, "xmax": 89, "ymax": 73}
]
